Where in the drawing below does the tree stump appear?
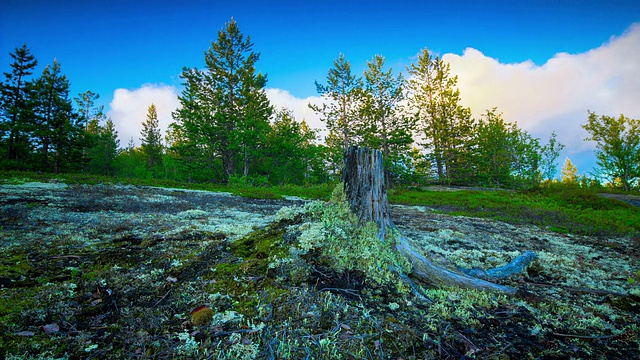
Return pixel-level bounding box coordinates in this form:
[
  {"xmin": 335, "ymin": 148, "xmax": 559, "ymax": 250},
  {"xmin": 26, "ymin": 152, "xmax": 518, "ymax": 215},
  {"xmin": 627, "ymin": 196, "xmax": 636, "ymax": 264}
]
[
  {"xmin": 342, "ymin": 146, "xmax": 536, "ymax": 295},
  {"xmin": 342, "ymin": 146, "xmax": 392, "ymax": 239}
]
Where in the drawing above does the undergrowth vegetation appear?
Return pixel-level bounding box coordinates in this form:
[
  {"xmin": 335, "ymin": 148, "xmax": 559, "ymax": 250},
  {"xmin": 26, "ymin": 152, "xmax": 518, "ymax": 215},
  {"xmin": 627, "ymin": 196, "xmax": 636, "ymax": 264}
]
[{"xmin": 389, "ymin": 186, "xmax": 640, "ymax": 239}]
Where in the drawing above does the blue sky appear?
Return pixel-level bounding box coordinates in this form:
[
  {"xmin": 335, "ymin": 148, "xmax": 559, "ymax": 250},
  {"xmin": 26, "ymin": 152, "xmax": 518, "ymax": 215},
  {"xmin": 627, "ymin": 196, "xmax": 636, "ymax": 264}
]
[{"xmin": 1, "ymin": 0, "xmax": 640, "ymax": 177}]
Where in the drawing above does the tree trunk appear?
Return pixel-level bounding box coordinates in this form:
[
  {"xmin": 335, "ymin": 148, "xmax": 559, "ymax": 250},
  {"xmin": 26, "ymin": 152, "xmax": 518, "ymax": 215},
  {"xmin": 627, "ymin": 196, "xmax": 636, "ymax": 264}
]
[{"xmin": 342, "ymin": 146, "xmax": 536, "ymax": 295}]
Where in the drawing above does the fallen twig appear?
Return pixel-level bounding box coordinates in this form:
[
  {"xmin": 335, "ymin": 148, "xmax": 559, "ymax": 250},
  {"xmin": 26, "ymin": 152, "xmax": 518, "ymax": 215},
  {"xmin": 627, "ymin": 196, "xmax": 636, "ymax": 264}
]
[
  {"xmin": 319, "ymin": 287, "xmax": 362, "ymax": 301},
  {"xmin": 51, "ymin": 255, "xmax": 83, "ymax": 259},
  {"xmin": 152, "ymin": 289, "xmax": 171, "ymax": 308},
  {"xmin": 552, "ymin": 332, "xmax": 623, "ymax": 340}
]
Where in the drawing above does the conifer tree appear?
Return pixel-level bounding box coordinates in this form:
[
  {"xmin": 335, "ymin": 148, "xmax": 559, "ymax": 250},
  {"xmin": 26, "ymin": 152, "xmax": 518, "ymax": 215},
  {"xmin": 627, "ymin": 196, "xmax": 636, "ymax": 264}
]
[
  {"xmin": 406, "ymin": 48, "xmax": 474, "ymax": 184},
  {"xmin": 75, "ymin": 90, "xmax": 104, "ymax": 132},
  {"xmin": 172, "ymin": 18, "xmax": 272, "ymax": 183},
  {"xmin": 539, "ymin": 132, "xmax": 564, "ymax": 182},
  {"xmin": 0, "ymin": 44, "xmax": 38, "ymax": 166},
  {"xmin": 310, "ymin": 53, "xmax": 363, "ymax": 152},
  {"xmin": 264, "ymin": 108, "xmax": 317, "ymax": 185},
  {"xmin": 74, "ymin": 90, "xmax": 105, "ymax": 171},
  {"xmin": 31, "ymin": 59, "xmax": 79, "ymax": 173},
  {"xmin": 140, "ymin": 103, "xmax": 163, "ymax": 172},
  {"xmin": 360, "ymin": 54, "xmax": 414, "ymax": 182},
  {"xmin": 471, "ymin": 109, "xmax": 516, "ymax": 187},
  {"xmin": 87, "ymin": 118, "xmax": 120, "ymax": 175}
]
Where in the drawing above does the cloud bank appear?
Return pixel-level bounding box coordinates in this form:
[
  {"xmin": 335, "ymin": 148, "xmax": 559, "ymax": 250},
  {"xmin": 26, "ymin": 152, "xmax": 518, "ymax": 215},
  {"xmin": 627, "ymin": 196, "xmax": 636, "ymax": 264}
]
[
  {"xmin": 443, "ymin": 23, "xmax": 640, "ymax": 165},
  {"xmin": 107, "ymin": 84, "xmax": 181, "ymax": 147}
]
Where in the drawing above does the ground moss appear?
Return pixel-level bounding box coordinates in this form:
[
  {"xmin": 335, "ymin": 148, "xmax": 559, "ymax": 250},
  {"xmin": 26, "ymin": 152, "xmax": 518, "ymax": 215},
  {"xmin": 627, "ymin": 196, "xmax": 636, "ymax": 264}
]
[{"xmin": 1, "ymin": 180, "xmax": 638, "ymax": 359}]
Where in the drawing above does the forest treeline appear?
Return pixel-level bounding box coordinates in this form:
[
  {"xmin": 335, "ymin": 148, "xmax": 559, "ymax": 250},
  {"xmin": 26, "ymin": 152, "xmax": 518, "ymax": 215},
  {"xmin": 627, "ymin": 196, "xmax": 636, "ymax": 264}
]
[{"xmin": 2, "ymin": 19, "xmax": 639, "ymax": 190}]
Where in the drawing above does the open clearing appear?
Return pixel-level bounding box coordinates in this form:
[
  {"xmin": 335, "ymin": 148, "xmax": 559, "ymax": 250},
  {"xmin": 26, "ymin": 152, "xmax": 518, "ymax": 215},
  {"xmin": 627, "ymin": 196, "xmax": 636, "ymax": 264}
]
[{"xmin": 1, "ymin": 181, "xmax": 638, "ymax": 359}]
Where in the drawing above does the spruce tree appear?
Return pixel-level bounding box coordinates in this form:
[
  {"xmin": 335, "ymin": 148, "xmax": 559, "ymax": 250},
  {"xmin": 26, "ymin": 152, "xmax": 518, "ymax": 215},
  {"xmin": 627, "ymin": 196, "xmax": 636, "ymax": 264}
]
[
  {"xmin": 140, "ymin": 103, "xmax": 163, "ymax": 172},
  {"xmin": 0, "ymin": 44, "xmax": 38, "ymax": 166},
  {"xmin": 31, "ymin": 59, "xmax": 78, "ymax": 173}
]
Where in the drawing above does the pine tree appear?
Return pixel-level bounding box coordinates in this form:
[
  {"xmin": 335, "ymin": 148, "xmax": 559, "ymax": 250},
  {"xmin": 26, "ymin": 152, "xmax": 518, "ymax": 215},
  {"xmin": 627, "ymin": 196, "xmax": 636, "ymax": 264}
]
[
  {"xmin": 360, "ymin": 54, "xmax": 414, "ymax": 183},
  {"xmin": 406, "ymin": 48, "xmax": 474, "ymax": 184},
  {"xmin": 310, "ymin": 53, "xmax": 363, "ymax": 152},
  {"xmin": 140, "ymin": 103, "xmax": 163, "ymax": 172},
  {"xmin": 471, "ymin": 109, "xmax": 516, "ymax": 187},
  {"xmin": 0, "ymin": 44, "xmax": 38, "ymax": 166},
  {"xmin": 74, "ymin": 90, "xmax": 104, "ymax": 132},
  {"xmin": 172, "ymin": 18, "xmax": 272, "ymax": 183}
]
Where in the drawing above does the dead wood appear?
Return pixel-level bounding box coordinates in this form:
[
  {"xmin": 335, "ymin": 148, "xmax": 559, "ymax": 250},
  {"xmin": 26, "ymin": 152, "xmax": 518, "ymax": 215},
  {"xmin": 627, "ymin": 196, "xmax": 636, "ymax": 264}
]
[{"xmin": 342, "ymin": 146, "xmax": 536, "ymax": 295}]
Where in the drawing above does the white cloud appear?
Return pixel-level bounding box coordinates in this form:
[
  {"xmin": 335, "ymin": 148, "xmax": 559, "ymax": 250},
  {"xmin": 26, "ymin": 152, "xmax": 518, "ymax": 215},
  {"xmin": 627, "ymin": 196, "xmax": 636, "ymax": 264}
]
[
  {"xmin": 107, "ymin": 84, "xmax": 181, "ymax": 147},
  {"xmin": 442, "ymin": 23, "xmax": 640, "ymax": 163},
  {"xmin": 265, "ymin": 88, "xmax": 328, "ymax": 140}
]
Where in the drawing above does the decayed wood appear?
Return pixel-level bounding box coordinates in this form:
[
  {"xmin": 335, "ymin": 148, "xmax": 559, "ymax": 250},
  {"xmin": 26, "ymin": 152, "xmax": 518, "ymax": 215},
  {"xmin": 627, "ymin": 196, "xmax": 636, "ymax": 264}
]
[
  {"xmin": 342, "ymin": 146, "xmax": 536, "ymax": 295},
  {"xmin": 342, "ymin": 147, "xmax": 391, "ymax": 239}
]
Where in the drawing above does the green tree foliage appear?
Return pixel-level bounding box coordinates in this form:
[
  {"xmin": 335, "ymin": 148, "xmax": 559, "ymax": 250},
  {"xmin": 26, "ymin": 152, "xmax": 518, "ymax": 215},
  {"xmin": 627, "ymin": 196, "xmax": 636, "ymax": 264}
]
[
  {"xmin": 86, "ymin": 118, "xmax": 120, "ymax": 176},
  {"xmin": 74, "ymin": 90, "xmax": 106, "ymax": 172},
  {"xmin": 263, "ymin": 108, "xmax": 317, "ymax": 185},
  {"xmin": 31, "ymin": 59, "xmax": 81, "ymax": 173},
  {"xmin": 360, "ymin": 55, "xmax": 414, "ymax": 182},
  {"xmin": 0, "ymin": 44, "xmax": 38, "ymax": 167},
  {"xmin": 561, "ymin": 157, "xmax": 578, "ymax": 184},
  {"xmin": 114, "ymin": 142, "xmax": 150, "ymax": 179},
  {"xmin": 470, "ymin": 109, "xmax": 545, "ymax": 189},
  {"xmin": 508, "ymin": 126, "xmax": 543, "ymax": 189},
  {"xmin": 471, "ymin": 109, "xmax": 516, "ymax": 187},
  {"xmin": 74, "ymin": 90, "xmax": 104, "ymax": 133},
  {"xmin": 582, "ymin": 111, "xmax": 640, "ymax": 191},
  {"xmin": 406, "ymin": 49, "xmax": 474, "ymax": 184},
  {"xmin": 172, "ymin": 18, "xmax": 272, "ymax": 183},
  {"xmin": 407, "ymin": 146, "xmax": 432, "ymax": 184},
  {"xmin": 310, "ymin": 53, "xmax": 363, "ymax": 169},
  {"xmin": 140, "ymin": 103, "xmax": 163, "ymax": 172},
  {"xmin": 539, "ymin": 131, "xmax": 564, "ymax": 181}
]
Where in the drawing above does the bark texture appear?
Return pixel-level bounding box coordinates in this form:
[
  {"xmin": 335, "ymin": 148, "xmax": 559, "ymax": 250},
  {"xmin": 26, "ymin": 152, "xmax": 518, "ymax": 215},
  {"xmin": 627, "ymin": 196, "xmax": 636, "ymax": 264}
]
[
  {"xmin": 342, "ymin": 146, "xmax": 391, "ymax": 238},
  {"xmin": 342, "ymin": 146, "xmax": 536, "ymax": 295}
]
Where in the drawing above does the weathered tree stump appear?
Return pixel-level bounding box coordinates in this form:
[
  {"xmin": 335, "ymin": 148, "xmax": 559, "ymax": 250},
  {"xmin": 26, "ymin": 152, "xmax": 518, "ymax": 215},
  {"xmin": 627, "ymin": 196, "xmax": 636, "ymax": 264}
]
[{"xmin": 342, "ymin": 146, "xmax": 536, "ymax": 295}]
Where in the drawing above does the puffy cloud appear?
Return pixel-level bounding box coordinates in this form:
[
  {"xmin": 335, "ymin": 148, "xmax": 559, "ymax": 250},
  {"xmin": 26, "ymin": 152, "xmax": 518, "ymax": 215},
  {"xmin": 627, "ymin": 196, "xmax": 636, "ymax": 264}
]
[
  {"xmin": 442, "ymin": 23, "xmax": 640, "ymax": 172},
  {"xmin": 265, "ymin": 88, "xmax": 328, "ymax": 140},
  {"xmin": 107, "ymin": 84, "xmax": 181, "ymax": 147}
]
